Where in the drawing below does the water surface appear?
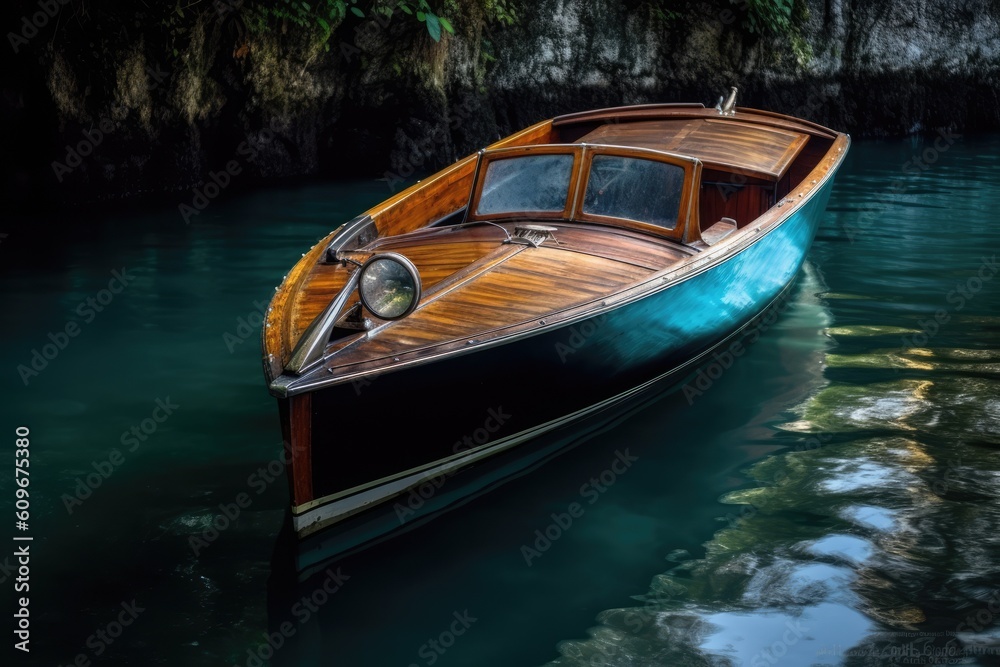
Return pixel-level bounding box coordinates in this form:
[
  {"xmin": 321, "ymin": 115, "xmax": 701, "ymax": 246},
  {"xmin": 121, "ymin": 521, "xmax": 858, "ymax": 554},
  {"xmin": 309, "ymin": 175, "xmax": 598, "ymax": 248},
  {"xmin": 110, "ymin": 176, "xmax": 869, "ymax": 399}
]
[{"xmin": 1, "ymin": 134, "xmax": 999, "ymax": 666}]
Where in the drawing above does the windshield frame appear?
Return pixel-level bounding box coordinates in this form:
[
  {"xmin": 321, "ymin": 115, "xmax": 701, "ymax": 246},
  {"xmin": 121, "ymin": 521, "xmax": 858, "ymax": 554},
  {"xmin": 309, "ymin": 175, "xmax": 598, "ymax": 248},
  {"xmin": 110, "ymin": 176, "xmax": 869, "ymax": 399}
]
[
  {"xmin": 465, "ymin": 143, "xmax": 701, "ymax": 242},
  {"xmin": 466, "ymin": 145, "xmax": 582, "ymax": 222}
]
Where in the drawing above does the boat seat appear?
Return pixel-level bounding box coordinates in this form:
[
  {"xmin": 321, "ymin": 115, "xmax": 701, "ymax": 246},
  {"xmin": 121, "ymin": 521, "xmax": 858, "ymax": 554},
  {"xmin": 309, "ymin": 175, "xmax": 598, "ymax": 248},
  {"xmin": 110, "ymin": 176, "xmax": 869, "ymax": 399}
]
[{"xmin": 701, "ymin": 218, "xmax": 737, "ymax": 245}]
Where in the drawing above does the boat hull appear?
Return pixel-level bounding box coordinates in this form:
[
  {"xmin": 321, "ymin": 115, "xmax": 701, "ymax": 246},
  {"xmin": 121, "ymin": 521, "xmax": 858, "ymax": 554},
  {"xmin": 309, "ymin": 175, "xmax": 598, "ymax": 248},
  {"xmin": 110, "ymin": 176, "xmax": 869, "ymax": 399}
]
[{"xmin": 284, "ymin": 175, "xmax": 835, "ymax": 537}]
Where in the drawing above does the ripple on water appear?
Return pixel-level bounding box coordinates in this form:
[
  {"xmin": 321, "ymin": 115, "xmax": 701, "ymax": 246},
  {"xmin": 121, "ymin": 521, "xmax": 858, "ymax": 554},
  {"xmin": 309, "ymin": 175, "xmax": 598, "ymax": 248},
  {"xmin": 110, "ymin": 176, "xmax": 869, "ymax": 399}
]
[
  {"xmin": 801, "ymin": 534, "xmax": 875, "ymax": 566},
  {"xmin": 820, "ymin": 460, "xmax": 903, "ymax": 493},
  {"xmin": 700, "ymin": 602, "xmax": 873, "ymax": 667},
  {"xmin": 841, "ymin": 505, "xmax": 898, "ymax": 532},
  {"xmin": 546, "ymin": 139, "xmax": 1000, "ymax": 667}
]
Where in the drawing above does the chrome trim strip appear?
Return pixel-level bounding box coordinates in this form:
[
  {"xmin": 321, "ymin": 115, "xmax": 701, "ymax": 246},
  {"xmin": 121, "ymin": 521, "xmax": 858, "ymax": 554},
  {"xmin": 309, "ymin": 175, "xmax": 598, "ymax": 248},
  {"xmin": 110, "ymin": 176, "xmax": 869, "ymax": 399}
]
[
  {"xmin": 283, "ymin": 270, "xmax": 361, "ymax": 376},
  {"xmin": 323, "ymin": 214, "xmax": 377, "ymax": 261}
]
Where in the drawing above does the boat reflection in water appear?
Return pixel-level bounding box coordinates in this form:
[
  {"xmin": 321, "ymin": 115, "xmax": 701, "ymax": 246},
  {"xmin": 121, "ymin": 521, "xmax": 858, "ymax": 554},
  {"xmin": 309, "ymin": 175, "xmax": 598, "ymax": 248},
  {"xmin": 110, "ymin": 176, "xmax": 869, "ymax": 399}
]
[{"xmin": 263, "ymin": 370, "xmax": 754, "ymax": 667}]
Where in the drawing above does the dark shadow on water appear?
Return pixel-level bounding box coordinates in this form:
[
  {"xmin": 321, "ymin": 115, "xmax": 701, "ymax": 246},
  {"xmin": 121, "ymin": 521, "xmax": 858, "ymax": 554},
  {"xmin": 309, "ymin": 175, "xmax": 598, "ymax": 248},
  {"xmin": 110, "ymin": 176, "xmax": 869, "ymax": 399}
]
[{"xmin": 261, "ymin": 274, "xmax": 828, "ymax": 667}]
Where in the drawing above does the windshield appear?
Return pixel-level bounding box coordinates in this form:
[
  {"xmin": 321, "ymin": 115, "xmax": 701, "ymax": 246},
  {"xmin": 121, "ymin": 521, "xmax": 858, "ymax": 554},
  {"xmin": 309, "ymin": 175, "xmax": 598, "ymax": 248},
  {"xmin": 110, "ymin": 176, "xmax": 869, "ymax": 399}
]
[
  {"xmin": 476, "ymin": 154, "xmax": 574, "ymax": 216},
  {"xmin": 583, "ymin": 155, "xmax": 684, "ymax": 229}
]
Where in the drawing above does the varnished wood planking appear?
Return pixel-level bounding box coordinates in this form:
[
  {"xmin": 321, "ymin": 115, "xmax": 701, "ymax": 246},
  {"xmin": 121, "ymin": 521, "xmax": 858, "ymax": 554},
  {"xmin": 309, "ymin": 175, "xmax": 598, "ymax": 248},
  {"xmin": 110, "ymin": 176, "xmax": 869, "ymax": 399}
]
[
  {"xmin": 579, "ymin": 119, "xmax": 808, "ymax": 181},
  {"xmin": 694, "ymin": 120, "xmax": 807, "ymax": 179},
  {"xmin": 323, "ymin": 247, "xmax": 654, "ymax": 369},
  {"xmin": 700, "ymin": 185, "xmax": 771, "ymax": 228},
  {"xmin": 268, "ymin": 114, "xmax": 806, "ymax": 367},
  {"xmin": 286, "ymin": 394, "xmax": 313, "ymax": 505},
  {"xmin": 778, "ymin": 137, "xmax": 831, "ymax": 199},
  {"xmin": 534, "ymin": 225, "xmax": 693, "ymax": 269},
  {"xmin": 365, "ymin": 121, "xmax": 556, "ymax": 238},
  {"xmin": 289, "ymin": 241, "xmax": 502, "ymax": 343},
  {"xmin": 327, "ymin": 135, "xmax": 849, "ymax": 379},
  {"xmin": 286, "ymin": 220, "xmax": 696, "ymax": 350},
  {"xmin": 552, "ymin": 104, "xmax": 836, "ymax": 141},
  {"xmin": 264, "ymin": 229, "xmax": 336, "ymax": 370},
  {"xmin": 373, "ymin": 161, "xmax": 477, "ymax": 238}
]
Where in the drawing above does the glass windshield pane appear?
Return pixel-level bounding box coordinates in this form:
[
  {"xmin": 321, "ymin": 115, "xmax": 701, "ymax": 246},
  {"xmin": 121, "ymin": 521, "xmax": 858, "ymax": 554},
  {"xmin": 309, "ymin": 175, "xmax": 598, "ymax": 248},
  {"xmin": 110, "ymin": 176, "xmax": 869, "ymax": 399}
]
[
  {"xmin": 476, "ymin": 154, "xmax": 574, "ymax": 215},
  {"xmin": 583, "ymin": 155, "xmax": 684, "ymax": 229}
]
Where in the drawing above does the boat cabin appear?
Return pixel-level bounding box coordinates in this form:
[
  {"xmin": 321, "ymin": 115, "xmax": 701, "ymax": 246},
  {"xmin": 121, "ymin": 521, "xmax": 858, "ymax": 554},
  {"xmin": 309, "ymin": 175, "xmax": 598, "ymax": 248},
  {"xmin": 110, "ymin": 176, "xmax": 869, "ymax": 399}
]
[{"xmin": 459, "ymin": 105, "xmax": 836, "ymax": 248}]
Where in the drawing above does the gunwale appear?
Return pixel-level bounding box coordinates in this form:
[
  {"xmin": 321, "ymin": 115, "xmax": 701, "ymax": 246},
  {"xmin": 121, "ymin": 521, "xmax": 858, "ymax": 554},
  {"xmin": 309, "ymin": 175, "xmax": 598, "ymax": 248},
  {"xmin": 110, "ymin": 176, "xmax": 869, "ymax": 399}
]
[
  {"xmin": 264, "ymin": 107, "xmax": 850, "ymax": 397},
  {"xmin": 464, "ymin": 143, "xmax": 703, "ymax": 242}
]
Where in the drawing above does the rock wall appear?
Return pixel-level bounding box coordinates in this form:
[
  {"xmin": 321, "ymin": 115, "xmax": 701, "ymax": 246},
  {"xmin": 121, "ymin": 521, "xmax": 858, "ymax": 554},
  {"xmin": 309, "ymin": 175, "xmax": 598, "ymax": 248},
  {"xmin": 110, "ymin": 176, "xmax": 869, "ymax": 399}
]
[{"xmin": 3, "ymin": 0, "xmax": 999, "ymax": 208}]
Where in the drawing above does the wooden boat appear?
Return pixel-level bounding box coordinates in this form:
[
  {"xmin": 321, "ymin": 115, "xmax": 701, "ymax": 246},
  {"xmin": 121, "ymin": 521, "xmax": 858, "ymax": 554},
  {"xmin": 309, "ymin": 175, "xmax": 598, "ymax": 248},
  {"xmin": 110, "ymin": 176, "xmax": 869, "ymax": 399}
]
[{"xmin": 263, "ymin": 92, "xmax": 850, "ymax": 539}]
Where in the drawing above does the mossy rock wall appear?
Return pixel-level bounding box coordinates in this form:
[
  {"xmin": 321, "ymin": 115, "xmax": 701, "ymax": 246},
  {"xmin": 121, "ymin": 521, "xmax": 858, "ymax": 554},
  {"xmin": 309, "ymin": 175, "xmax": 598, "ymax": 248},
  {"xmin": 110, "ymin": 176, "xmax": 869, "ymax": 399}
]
[{"xmin": 3, "ymin": 0, "xmax": 999, "ymax": 206}]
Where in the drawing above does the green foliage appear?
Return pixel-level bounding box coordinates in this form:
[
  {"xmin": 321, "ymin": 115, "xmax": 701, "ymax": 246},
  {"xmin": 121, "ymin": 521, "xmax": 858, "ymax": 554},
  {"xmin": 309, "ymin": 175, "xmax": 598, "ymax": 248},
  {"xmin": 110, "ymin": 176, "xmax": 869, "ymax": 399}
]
[
  {"xmin": 790, "ymin": 33, "xmax": 813, "ymax": 66},
  {"xmin": 241, "ymin": 0, "xmax": 355, "ymax": 46},
  {"xmin": 244, "ymin": 0, "xmax": 455, "ymax": 43},
  {"xmin": 642, "ymin": 0, "xmax": 800, "ymax": 37},
  {"xmin": 396, "ymin": 0, "xmax": 456, "ymax": 41},
  {"xmin": 245, "ymin": 0, "xmax": 354, "ymax": 30},
  {"xmin": 732, "ymin": 0, "xmax": 793, "ymax": 36},
  {"xmin": 639, "ymin": 0, "xmax": 687, "ymax": 24},
  {"xmin": 483, "ymin": 0, "xmax": 518, "ymax": 26},
  {"xmin": 651, "ymin": 8, "xmax": 683, "ymax": 22},
  {"xmin": 160, "ymin": 2, "xmax": 195, "ymax": 58},
  {"xmin": 733, "ymin": 0, "xmax": 813, "ymax": 66}
]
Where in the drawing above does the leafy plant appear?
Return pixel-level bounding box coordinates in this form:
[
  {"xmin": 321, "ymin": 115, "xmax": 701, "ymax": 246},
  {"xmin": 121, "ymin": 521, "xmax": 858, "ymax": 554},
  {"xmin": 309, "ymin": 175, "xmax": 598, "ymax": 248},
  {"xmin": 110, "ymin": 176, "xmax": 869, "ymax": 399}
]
[
  {"xmin": 733, "ymin": 0, "xmax": 794, "ymax": 35},
  {"xmin": 395, "ymin": 0, "xmax": 455, "ymax": 42},
  {"xmin": 243, "ymin": 0, "xmax": 455, "ymax": 43},
  {"xmin": 483, "ymin": 0, "xmax": 518, "ymax": 26}
]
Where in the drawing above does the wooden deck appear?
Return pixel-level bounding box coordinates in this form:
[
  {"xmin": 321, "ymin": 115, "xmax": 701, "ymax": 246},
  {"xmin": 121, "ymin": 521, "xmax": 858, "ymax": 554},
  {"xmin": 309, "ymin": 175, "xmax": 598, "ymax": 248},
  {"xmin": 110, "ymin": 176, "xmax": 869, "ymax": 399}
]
[{"xmin": 287, "ymin": 223, "xmax": 694, "ymax": 370}]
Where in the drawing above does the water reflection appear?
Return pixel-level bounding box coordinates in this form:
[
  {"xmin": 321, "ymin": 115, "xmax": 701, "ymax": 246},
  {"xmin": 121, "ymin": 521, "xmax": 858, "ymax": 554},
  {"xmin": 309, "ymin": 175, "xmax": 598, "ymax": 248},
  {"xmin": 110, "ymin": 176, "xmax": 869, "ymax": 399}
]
[
  {"xmin": 3, "ymin": 135, "xmax": 999, "ymax": 666},
  {"xmin": 543, "ymin": 135, "xmax": 1000, "ymax": 667}
]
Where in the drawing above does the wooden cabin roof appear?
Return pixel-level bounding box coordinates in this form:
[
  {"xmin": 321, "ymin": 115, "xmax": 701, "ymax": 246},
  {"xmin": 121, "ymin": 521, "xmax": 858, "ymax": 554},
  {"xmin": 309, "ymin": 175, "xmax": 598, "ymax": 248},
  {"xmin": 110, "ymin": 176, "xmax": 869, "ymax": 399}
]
[{"xmin": 573, "ymin": 118, "xmax": 810, "ymax": 182}]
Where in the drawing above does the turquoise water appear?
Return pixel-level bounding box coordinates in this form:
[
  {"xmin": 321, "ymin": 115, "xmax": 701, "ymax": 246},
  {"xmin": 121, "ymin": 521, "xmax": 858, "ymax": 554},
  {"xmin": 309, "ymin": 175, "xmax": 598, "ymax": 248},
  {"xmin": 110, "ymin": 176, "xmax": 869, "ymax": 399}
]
[{"xmin": 1, "ymin": 134, "xmax": 999, "ymax": 666}]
